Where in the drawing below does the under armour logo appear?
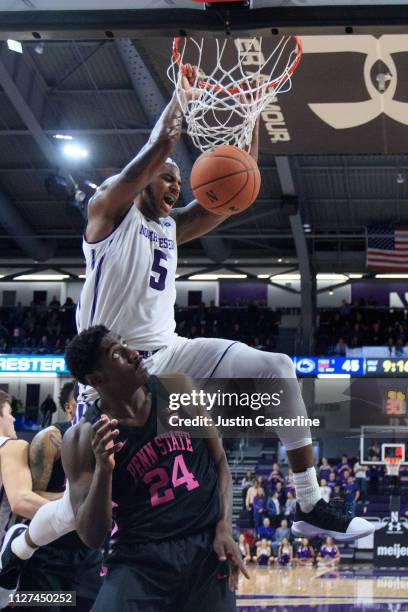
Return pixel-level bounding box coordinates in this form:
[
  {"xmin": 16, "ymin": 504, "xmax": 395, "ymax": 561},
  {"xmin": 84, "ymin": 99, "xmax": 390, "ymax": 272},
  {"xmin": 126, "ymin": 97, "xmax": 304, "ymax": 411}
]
[{"xmin": 302, "ymin": 35, "xmax": 408, "ymax": 129}]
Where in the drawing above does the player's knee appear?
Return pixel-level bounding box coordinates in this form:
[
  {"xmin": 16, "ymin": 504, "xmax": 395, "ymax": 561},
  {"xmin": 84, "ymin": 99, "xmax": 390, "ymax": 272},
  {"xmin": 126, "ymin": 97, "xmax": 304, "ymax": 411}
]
[{"xmin": 269, "ymin": 353, "xmax": 296, "ymax": 379}]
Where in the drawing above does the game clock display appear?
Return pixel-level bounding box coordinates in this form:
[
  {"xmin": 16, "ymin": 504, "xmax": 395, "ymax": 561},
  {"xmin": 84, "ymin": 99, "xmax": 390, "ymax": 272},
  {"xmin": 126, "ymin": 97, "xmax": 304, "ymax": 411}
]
[{"xmin": 366, "ymin": 358, "xmax": 408, "ymax": 377}]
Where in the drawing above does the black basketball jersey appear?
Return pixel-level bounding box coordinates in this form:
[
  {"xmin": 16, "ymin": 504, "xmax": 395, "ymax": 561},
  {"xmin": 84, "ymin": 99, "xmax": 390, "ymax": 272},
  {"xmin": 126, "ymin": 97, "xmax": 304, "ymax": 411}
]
[
  {"xmin": 47, "ymin": 421, "xmax": 71, "ymax": 492},
  {"xmin": 84, "ymin": 376, "xmax": 220, "ymax": 550}
]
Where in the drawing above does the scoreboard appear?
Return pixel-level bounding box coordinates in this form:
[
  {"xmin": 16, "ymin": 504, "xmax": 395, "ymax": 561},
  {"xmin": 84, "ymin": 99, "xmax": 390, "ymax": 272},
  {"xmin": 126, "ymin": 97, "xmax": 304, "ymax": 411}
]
[
  {"xmin": 0, "ymin": 354, "xmax": 408, "ymax": 378},
  {"xmin": 294, "ymin": 357, "xmax": 408, "ymax": 377}
]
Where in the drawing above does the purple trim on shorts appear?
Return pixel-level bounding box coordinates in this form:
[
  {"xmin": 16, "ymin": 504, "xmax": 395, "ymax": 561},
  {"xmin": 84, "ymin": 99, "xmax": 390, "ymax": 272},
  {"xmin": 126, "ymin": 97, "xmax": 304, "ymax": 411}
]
[
  {"xmin": 91, "ymin": 249, "xmax": 96, "ymax": 270},
  {"xmin": 90, "ymin": 254, "xmax": 106, "ymax": 325},
  {"xmin": 208, "ymin": 341, "xmax": 238, "ymax": 377}
]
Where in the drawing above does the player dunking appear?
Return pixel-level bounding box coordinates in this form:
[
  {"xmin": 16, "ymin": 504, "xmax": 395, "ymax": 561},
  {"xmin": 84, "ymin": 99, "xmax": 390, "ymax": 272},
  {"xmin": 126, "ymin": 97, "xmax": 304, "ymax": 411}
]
[
  {"xmin": 74, "ymin": 65, "xmax": 373, "ymax": 541},
  {"xmin": 0, "ymin": 67, "xmax": 374, "ymax": 589}
]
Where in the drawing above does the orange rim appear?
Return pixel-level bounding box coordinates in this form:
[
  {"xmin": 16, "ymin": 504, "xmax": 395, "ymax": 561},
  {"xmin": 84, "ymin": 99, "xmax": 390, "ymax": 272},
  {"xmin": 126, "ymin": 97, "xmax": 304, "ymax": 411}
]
[{"xmin": 172, "ymin": 35, "xmax": 302, "ymax": 95}]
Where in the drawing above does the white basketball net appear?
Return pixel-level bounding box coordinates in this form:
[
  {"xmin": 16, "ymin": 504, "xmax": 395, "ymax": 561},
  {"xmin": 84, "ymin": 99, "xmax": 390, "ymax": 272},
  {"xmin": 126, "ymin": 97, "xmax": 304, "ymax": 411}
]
[
  {"xmin": 385, "ymin": 458, "xmax": 401, "ymax": 477},
  {"xmin": 168, "ymin": 36, "xmax": 302, "ymax": 153}
]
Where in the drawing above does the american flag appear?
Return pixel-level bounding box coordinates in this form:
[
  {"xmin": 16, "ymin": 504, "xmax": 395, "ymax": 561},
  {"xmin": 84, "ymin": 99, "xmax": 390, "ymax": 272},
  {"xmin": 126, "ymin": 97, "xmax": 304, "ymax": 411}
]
[{"xmin": 366, "ymin": 225, "xmax": 408, "ymax": 270}]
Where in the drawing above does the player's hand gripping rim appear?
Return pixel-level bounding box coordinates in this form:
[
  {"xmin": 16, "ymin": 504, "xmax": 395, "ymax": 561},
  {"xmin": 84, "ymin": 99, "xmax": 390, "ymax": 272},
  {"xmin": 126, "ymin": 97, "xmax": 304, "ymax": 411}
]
[
  {"xmin": 213, "ymin": 526, "xmax": 250, "ymax": 591},
  {"xmin": 180, "ymin": 63, "xmax": 205, "ymax": 102},
  {"xmin": 91, "ymin": 415, "xmax": 123, "ymax": 470}
]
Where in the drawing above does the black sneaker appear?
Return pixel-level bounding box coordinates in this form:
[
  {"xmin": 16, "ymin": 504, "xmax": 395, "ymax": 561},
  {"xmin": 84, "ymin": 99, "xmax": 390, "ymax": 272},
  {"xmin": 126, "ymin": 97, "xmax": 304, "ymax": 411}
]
[
  {"xmin": 291, "ymin": 499, "xmax": 375, "ymax": 542},
  {"xmin": 0, "ymin": 524, "xmax": 27, "ymax": 589}
]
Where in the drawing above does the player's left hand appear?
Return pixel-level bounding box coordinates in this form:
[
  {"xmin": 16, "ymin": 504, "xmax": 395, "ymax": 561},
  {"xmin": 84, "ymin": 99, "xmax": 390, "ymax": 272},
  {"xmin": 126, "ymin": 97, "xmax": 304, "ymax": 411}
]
[
  {"xmin": 213, "ymin": 523, "xmax": 250, "ymax": 591},
  {"xmin": 180, "ymin": 63, "xmax": 204, "ymax": 102}
]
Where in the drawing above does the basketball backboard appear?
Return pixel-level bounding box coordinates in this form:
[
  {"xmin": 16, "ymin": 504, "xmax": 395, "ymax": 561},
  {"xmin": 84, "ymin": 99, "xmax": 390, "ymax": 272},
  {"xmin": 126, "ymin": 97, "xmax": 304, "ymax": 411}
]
[
  {"xmin": 361, "ymin": 426, "xmax": 408, "ymax": 466},
  {"xmin": 1, "ymin": 0, "xmax": 408, "ymax": 38}
]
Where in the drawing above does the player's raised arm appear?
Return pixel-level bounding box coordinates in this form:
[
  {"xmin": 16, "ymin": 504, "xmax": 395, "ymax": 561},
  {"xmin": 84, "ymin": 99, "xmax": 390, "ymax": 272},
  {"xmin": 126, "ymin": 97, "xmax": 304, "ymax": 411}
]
[
  {"xmin": 86, "ymin": 94, "xmax": 184, "ymax": 241},
  {"xmin": 86, "ymin": 66, "xmax": 199, "ymax": 242},
  {"xmin": 172, "ymin": 117, "xmax": 260, "ymax": 245},
  {"xmin": 62, "ymin": 417, "xmax": 119, "ymax": 548}
]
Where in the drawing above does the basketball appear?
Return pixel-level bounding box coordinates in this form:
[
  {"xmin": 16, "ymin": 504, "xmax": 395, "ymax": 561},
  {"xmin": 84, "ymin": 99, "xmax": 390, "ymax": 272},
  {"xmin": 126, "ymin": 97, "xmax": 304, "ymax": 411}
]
[{"xmin": 190, "ymin": 145, "xmax": 261, "ymax": 215}]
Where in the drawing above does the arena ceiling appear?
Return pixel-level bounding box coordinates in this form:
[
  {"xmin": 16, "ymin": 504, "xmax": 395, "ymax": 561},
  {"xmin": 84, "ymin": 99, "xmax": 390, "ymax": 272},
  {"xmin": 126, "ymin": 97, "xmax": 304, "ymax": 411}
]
[{"xmin": 0, "ymin": 2, "xmax": 408, "ymax": 277}]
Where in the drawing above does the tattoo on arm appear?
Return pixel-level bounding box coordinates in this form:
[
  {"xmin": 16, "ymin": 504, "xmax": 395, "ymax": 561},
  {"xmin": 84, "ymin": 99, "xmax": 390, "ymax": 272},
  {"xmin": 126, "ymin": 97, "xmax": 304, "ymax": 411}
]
[
  {"xmin": 173, "ymin": 201, "xmax": 228, "ymax": 245},
  {"xmin": 49, "ymin": 432, "xmax": 62, "ymax": 452},
  {"xmin": 121, "ymin": 97, "xmax": 184, "ymax": 185},
  {"xmin": 29, "ymin": 430, "xmax": 61, "ymax": 491}
]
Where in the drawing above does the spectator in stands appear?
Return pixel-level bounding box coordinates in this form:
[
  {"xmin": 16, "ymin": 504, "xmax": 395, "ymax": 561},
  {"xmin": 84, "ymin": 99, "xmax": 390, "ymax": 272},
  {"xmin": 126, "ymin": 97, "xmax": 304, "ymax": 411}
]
[
  {"xmin": 267, "ymin": 463, "xmax": 284, "ymax": 492},
  {"xmin": 338, "ymin": 469, "xmax": 351, "ymax": 486},
  {"xmin": 256, "ymin": 517, "xmax": 274, "ymax": 542},
  {"xmin": 257, "ymin": 475, "xmax": 266, "ymax": 491},
  {"xmin": 353, "ymin": 460, "xmax": 368, "ymax": 505},
  {"xmin": 284, "ymin": 469, "xmax": 295, "ymax": 494},
  {"xmin": 294, "ymin": 538, "xmax": 315, "ymax": 566},
  {"xmin": 344, "ymin": 475, "xmax": 360, "ymax": 517},
  {"xmin": 62, "ymin": 297, "xmax": 75, "ymax": 311},
  {"xmin": 271, "ymin": 519, "xmax": 291, "ymax": 556},
  {"xmin": 276, "ymin": 538, "xmax": 293, "ymax": 566},
  {"xmin": 241, "ymin": 470, "xmax": 253, "ymax": 509},
  {"xmin": 370, "ymin": 321, "xmax": 383, "ymax": 346},
  {"xmin": 396, "ymin": 337, "xmax": 405, "ymax": 356},
  {"xmin": 39, "ymin": 394, "xmax": 57, "ymax": 429},
  {"xmin": 368, "ymin": 457, "xmax": 383, "ymax": 493},
  {"xmin": 0, "ymin": 322, "xmax": 9, "ymax": 344},
  {"xmin": 48, "ymin": 296, "xmax": 60, "ymax": 310},
  {"xmin": 334, "ymin": 337, "xmax": 347, "ymax": 356},
  {"xmin": 318, "ymin": 457, "xmax": 333, "ymax": 481},
  {"xmin": 319, "ymin": 478, "xmax": 331, "ymax": 503},
  {"xmin": 327, "ymin": 472, "xmax": 337, "ymax": 492},
  {"xmin": 386, "ymin": 337, "xmax": 395, "ymax": 356},
  {"xmin": 38, "ymin": 335, "xmax": 51, "ymax": 354},
  {"xmin": 254, "ymin": 539, "xmax": 273, "ymax": 566},
  {"xmin": 317, "ymin": 536, "xmax": 340, "ymax": 568},
  {"xmin": 275, "ymin": 481, "xmax": 286, "ymax": 508},
  {"xmin": 266, "ymin": 491, "xmax": 281, "ymax": 525},
  {"xmin": 368, "ymin": 441, "xmax": 381, "ymax": 460},
  {"xmin": 252, "ymin": 489, "xmax": 266, "ymax": 530},
  {"xmin": 237, "ymin": 534, "xmax": 251, "ymax": 563},
  {"xmin": 245, "ymin": 478, "xmax": 262, "ymax": 513},
  {"xmin": 333, "ymin": 484, "xmax": 345, "ymax": 502},
  {"xmin": 337, "ymin": 455, "xmax": 351, "ymax": 476},
  {"xmin": 284, "ymin": 491, "xmax": 296, "ymax": 522}
]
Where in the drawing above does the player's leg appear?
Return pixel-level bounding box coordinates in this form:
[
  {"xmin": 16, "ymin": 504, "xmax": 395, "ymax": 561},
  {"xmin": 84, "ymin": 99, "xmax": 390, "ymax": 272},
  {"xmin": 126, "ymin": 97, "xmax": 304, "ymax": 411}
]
[
  {"xmin": 73, "ymin": 548, "xmax": 104, "ymax": 611},
  {"xmin": 153, "ymin": 337, "xmax": 374, "ymax": 542},
  {"xmin": 0, "ymin": 486, "xmax": 75, "ymax": 588},
  {"xmin": 211, "ymin": 342, "xmax": 375, "ymax": 541},
  {"xmin": 152, "ymin": 337, "xmax": 315, "ymax": 496},
  {"xmin": 16, "ymin": 545, "xmax": 77, "ymax": 612},
  {"xmin": 92, "ymin": 540, "xmax": 182, "ymax": 612}
]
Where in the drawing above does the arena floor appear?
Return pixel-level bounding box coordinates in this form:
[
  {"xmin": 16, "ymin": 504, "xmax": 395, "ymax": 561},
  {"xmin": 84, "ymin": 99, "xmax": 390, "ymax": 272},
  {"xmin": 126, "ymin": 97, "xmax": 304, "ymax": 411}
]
[{"xmin": 237, "ymin": 565, "xmax": 408, "ymax": 610}]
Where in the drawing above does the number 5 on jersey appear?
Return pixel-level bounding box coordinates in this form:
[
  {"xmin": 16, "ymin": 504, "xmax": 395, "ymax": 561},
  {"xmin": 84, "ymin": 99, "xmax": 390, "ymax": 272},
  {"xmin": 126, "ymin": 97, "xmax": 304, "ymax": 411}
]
[{"xmin": 149, "ymin": 249, "xmax": 168, "ymax": 291}]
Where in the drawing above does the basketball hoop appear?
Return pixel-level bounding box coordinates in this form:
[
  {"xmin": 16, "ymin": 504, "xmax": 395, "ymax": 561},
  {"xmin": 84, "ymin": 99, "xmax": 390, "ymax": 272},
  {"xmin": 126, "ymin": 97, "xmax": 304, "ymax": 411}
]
[
  {"xmin": 384, "ymin": 457, "xmax": 401, "ymax": 477},
  {"xmin": 168, "ymin": 35, "xmax": 302, "ymax": 152}
]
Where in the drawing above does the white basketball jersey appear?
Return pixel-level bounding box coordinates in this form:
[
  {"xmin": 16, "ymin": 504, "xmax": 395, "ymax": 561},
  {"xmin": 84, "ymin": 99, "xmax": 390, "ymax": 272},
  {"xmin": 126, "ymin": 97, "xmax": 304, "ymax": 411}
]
[
  {"xmin": 77, "ymin": 205, "xmax": 178, "ymax": 350},
  {"xmin": 0, "ymin": 437, "xmax": 18, "ymax": 546}
]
